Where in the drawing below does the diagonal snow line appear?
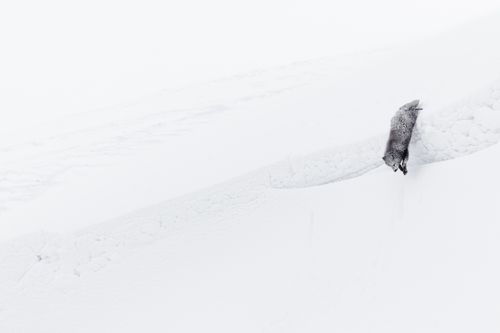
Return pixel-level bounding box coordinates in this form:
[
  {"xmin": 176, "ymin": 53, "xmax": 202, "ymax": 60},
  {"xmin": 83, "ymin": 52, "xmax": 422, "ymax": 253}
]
[
  {"xmin": 0, "ymin": 65, "xmax": 317, "ymax": 215},
  {"xmin": 267, "ymin": 136, "xmax": 386, "ymax": 188},
  {"xmin": 269, "ymin": 80, "xmax": 500, "ymax": 188},
  {"xmin": 2, "ymin": 80, "xmax": 500, "ymax": 298}
]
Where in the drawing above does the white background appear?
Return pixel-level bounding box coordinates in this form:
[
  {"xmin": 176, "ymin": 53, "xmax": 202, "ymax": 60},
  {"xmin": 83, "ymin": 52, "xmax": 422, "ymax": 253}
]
[
  {"xmin": 1, "ymin": 0, "xmax": 500, "ymax": 126},
  {"xmin": 2, "ymin": 1, "xmax": 500, "ymax": 332}
]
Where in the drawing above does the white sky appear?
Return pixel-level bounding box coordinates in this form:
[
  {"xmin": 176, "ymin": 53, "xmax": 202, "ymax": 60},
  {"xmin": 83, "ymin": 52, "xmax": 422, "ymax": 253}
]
[{"xmin": 1, "ymin": 0, "xmax": 500, "ymax": 126}]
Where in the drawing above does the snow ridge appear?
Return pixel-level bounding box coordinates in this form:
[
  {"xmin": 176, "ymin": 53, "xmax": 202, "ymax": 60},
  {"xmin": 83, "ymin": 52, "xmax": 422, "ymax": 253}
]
[
  {"xmin": 0, "ymin": 63, "xmax": 318, "ymax": 213},
  {"xmin": 2, "ymin": 80, "xmax": 500, "ymax": 305},
  {"xmin": 270, "ymin": 80, "xmax": 500, "ymax": 188}
]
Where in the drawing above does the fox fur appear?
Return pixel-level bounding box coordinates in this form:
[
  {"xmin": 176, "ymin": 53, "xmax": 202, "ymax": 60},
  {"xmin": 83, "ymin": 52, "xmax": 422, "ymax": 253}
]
[{"xmin": 382, "ymin": 100, "xmax": 422, "ymax": 175}]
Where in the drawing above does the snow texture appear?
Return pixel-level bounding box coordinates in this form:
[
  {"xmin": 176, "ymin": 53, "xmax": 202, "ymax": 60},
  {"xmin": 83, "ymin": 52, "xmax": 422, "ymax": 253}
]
[
  {"xmin": 270, "ymin": 80, "xmax": 500, "ymax": 187},
  {"xmin": 2, "ymin": 15, "xmax": 500, "ymax": 333},
  {"xmin": 1, "ymin": 77, "xmax": 500, "ymax": 331}
]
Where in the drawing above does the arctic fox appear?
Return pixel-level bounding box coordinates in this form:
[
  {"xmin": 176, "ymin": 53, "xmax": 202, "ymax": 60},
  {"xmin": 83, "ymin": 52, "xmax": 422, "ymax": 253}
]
[{"xmin": 382, "ymin": 100, "xmax": 422, "ymax": 175}]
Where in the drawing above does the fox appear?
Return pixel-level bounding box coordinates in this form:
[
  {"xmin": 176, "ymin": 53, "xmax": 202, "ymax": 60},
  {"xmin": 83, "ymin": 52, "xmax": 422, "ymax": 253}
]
[{"xmin": 382, "ymin": 100, "xmax": 422, "ymax": 175}]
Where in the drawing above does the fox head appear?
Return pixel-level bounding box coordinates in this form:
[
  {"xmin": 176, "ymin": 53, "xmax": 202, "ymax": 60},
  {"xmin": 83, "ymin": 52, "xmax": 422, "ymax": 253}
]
[{"xmin": 382, "ymin": 153, "xmax": 401, "ymax": 172}]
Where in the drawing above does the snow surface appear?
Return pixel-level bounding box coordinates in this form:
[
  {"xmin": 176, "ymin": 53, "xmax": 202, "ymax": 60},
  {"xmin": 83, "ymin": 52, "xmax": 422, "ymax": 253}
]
[{"xmin": 2, "ymin": 14, "xmax": 500, "ymax": 332}]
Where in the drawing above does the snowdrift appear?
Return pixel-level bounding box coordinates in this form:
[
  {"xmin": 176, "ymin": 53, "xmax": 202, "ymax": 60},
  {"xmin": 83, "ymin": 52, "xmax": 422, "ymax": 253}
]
[
  {"xmin": 2, "ymin": 14, "xmax": 500, "ymax": 333},
  {"xmin": 2, "ymin": 140, "xmax": 500, "ymax": 333}
]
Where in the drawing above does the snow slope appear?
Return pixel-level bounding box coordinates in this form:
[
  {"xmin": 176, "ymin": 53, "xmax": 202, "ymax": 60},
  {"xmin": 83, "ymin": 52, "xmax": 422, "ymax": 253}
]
[
  {"xmin": 2, "ymin": 14, "xmax": 500, "ymax": 239},
  {"xmin": 2, "ymin": 14, "xmax": 500, "ymax": 332},
  {"xmin": 2, "ymin": 139, "xmax": 500, "ymax": 332}
]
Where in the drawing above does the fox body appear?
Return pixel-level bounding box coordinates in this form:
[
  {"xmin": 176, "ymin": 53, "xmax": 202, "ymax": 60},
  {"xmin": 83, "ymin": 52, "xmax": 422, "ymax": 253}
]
[{"xmin": 382, "ymin": 100, "xmax": 421, "ymax": 175}]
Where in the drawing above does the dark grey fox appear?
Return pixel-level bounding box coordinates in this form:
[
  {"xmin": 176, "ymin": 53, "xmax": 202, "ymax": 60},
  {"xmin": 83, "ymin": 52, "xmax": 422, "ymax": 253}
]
[{"xmin": 382, "ymin": 100, "xmax": 422, "ymax": 175}]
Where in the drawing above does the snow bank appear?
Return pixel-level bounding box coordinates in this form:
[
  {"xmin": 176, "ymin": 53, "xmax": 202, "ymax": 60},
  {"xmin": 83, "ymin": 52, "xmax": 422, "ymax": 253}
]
[
  {"xmin": 270, "ymin": 79, "xmax": 500, "ymax": 188},
  {"xmin": 2, "ymin": 136, "xmax": 500, "ymax": 332},
  {"xmin": 2, "ymin": 14, "xmax": 500, "ymax": 333},
  {"xmin": 4, "ymin": 14, "xmax": 500, "ymax": 238}
]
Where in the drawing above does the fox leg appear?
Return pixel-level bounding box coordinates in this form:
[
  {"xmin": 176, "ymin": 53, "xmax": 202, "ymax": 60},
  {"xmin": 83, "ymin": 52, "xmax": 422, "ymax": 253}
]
[
  {"xmin": 399, "ymin": 149, "xmax": 409, "ymax": 175},
  {"xmin": 398, "ymin": 164, "xmax": 406, "ymax": 174}
]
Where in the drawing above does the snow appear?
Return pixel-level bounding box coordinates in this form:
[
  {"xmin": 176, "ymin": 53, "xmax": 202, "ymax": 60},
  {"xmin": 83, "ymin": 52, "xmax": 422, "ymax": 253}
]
[
  {"xmin": 2, "ymin": 11, "xmax": 500, "ymax": 333},
  {"xmin": 2, "ymin": 143, "xmax": 500, "ymax": 332}
]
